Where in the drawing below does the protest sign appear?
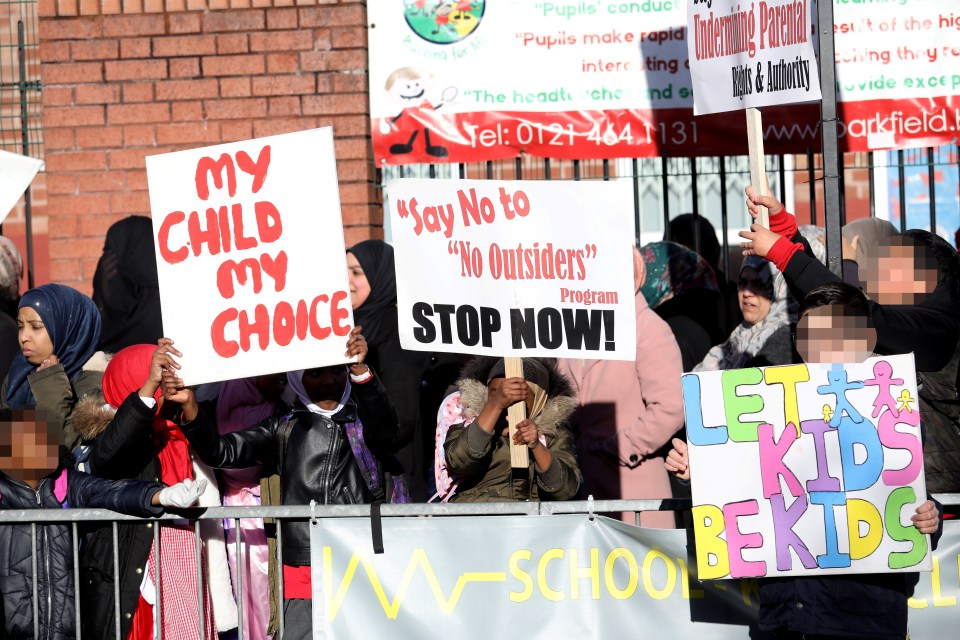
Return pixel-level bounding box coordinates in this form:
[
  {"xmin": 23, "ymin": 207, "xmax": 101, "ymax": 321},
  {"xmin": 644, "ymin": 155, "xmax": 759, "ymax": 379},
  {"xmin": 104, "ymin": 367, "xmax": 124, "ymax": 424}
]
[
  {"xmin": 146, "ymin": 128, "xmax": 353, "ymax": 386},
  {"xmin": 683, "ymin": 354, "xmax": 931, "ymax": 580},
  {"xmin": 0, "ymin": 150, "xmax": 43, "ymax": 224},
  {"xmin": 387, "ymin": 178, "xmax": 636, "ymax": 361}
]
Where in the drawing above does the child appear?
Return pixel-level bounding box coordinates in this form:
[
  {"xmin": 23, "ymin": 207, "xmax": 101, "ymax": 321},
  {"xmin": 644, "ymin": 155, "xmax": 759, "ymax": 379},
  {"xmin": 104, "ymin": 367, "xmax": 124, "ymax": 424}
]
[
  {"xmin": 0, "ymin": 408, "xmax": 204, "ymax": 639},
  {"xmin": 665, "ymin": 281, "xmax": 942, "ymax": 640}
]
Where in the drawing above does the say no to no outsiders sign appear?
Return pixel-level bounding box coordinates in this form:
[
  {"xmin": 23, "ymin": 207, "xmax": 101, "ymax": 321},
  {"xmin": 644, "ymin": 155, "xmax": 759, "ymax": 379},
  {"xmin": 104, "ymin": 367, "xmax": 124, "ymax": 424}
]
[
  {"xmin": 388, "ymin": 178, "xmax": 637, "ymax": 360},
  {"xmin": 684, "ymin": 355, "xmax": 931, "ymax": 579}
]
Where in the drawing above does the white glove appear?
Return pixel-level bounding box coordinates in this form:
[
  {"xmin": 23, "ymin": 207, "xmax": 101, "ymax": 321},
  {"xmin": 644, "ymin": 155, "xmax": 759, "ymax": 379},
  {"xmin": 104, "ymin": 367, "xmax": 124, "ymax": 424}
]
[{"xmin": 157, "ymin": 478, "xmax": 208, "ymax": 508}]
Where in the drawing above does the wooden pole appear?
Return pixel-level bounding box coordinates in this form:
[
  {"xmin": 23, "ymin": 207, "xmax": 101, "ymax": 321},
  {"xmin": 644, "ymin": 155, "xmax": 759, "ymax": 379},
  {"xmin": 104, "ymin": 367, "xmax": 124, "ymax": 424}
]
[
  {"xmin": 745, "ymin": 107, "xmax": 770, "ymax": 230},
  {"xmin": 505, "ymin": 357, "xmax": 529, "ymax": 468}
]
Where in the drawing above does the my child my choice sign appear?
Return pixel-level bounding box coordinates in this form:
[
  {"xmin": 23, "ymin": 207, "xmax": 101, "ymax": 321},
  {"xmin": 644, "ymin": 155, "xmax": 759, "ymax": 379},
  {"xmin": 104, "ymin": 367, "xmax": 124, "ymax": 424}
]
[{"xmin": 683, "ymin": 354, "xmax": 932, "ymax": 579}]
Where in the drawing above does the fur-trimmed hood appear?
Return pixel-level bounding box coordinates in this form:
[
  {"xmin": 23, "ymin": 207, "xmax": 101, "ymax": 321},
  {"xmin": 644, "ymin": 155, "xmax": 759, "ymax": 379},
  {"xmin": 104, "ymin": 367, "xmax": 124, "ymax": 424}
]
[
  {"xmin": 72, "ymin": 393, "xmax": 116, "ymax": 442},
  {"xmin": 455, "ymin": 357, "xmax": 576, "ymax": 436}
]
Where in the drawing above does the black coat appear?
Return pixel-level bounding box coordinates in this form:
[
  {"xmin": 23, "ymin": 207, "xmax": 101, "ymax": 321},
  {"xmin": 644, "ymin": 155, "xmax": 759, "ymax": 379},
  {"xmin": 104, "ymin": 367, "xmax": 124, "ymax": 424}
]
[
  {"xmin": 181, "ymin": 373, "xmax": 399, "ymax": 566},
  {"xmin": 74, "ymin": 392, "xmax": 164, "ymax": 640},
  {"xmin": 0, "ymin": 467, "xmax": 162, "ymax": 640}
]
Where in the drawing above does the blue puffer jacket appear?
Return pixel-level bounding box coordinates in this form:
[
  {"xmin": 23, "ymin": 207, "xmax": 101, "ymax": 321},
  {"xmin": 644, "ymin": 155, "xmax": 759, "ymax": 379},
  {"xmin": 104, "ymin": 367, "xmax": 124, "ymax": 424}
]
[{"xmin": 0, "ymin": 466, "xmax": 162, "ymax": 639}]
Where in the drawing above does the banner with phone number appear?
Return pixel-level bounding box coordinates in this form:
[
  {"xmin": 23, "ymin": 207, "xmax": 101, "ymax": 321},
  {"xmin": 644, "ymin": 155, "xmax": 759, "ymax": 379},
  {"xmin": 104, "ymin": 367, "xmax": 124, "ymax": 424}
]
[{"xmin": 368, "ymin": 1, "xmax": 960, "ymax": 163}]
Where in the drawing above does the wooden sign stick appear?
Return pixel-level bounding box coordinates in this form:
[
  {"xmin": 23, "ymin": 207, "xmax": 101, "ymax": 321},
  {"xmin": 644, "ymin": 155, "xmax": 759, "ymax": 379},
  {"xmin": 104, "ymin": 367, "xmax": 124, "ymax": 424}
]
[
  {"xmin": 745, "ymin": 107, "xmax": 770, "ymax": 230},
  {"xmin": 505, "ymin": 356, "xmax": 530, "ymax": 468}
]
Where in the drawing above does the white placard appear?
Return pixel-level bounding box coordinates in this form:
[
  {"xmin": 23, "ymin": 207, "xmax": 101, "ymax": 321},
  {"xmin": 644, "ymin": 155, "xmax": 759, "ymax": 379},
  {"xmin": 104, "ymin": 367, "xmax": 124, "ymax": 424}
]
[
  {"xmin": 687, "ymin": 0, "xmax": 822, "ymax": 115},
  {"xmin": 0, "ymin": 150, "xmax": 43, "ymax": 224},
  {"xmin": 684, "ymin": 355, "xmax": 931, "ymax": 579},
  {"xmin": 388, "ymin": 178, "xmax": 636, "ymax": 360},
  {"xmin": 146, "ymin": 128, "xmax": 353, "ymax": 385}
]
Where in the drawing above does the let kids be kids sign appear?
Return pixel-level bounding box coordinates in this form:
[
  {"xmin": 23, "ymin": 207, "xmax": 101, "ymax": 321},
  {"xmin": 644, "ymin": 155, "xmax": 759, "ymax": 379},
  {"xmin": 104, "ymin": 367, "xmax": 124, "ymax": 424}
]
[
  {"xmin": 146, "ymin": 128, "xmax": 354, "ymax": 385},
  {"xmin": 683, "ymin": 354, "xmax": 932, "ymax": 580}
]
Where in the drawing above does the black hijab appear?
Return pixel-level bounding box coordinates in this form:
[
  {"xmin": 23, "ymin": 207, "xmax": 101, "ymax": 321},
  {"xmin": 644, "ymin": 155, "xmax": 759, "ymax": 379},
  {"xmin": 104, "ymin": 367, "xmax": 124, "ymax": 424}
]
[
  {"xmin": 92, "ymin": 216, "xmax": 164, "ymax": 353},
  {"xmin": 348, "ymin": 240, "xmax": 397, "ymax": 346}
]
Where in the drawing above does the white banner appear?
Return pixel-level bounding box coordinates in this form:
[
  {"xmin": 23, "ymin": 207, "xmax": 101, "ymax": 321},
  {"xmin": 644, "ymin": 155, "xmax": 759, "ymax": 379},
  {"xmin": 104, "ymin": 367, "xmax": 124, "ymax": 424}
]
[
  {"xmin": 684, "ymin": 355, "xmax": 931, "ymax": 579},
  {"xmin": 387, "ymin": 178, "xmax": 636, "ymax": 360},
  {"xmin": 687, "ymin": 0, "xmax": 822, "ymax": 115},
  {"xmin": 0, "ymin": 150, "xmax": 43, "ymax": 224},
  {"xmin": 146, "ymin": 128, "xmax": 354, "ymax": 385}
]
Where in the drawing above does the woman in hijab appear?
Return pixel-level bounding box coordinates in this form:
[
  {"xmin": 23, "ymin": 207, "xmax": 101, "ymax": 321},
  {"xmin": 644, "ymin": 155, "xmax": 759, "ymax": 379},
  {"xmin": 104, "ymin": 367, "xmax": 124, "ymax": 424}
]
[
  {"xmin": 695, "ymin": 256, "xmax": 798, "ymax": 371},
  {"xmin": 841, "ymin": 217, "xmax": 900, "ymax": 287},
  {"xmin": 348, "ymin": 240, "xmax": 458, "ymax": 501},
  {"xmin": 0, "ymin": 237, "xmax": 23, "ymax": 381},
  {"xmin": 93, "ymin": 216, "xmax": 163, "ymax": 353},
  {"xmin": 2, "ymin": 283, "xmax": 105, "ymax": 449},
  {"xmin": 639, "ymin": 242, "xmax": 723, "ymax": 372}
]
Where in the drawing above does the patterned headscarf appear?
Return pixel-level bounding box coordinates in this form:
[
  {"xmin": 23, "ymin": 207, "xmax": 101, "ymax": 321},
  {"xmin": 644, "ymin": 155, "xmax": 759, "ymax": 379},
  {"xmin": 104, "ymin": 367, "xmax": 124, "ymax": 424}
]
[
  {"xmin": 6, "ymin": 284, "xmax": 101, "ymax": 409},
  {"xmin": 0, "ymin": 237, "xmax": 23, "ymax": 304},
  {"xmin": 694, "ymin": 257, "xmax": 792, "ymax": 372},
  {"xmin": 638, "ymin": 241, "xmax": 719, "ymax": 309},
  {"xmin": 798, "ymin": 225, "xmax": 827, "ymax": 266}
]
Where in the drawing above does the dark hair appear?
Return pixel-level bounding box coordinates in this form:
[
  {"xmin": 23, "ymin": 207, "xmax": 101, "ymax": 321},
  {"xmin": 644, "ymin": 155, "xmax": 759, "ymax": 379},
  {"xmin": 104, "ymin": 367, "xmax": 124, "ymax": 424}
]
[
  {"xmin": 665, "ymin": 214, "xmax": 722, "ymax": 272},
  {"xmin": 898, "ymin": 230, "xmax": 960, "ymax": 297},
  {"xmin": 798, "ymin": 282, "xmax": 873, "ymax": 327}
]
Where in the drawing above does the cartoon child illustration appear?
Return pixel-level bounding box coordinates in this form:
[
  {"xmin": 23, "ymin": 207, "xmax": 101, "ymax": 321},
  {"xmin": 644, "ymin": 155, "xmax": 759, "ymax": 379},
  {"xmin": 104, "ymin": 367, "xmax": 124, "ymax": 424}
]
[
  {"xmin": 433, "ymin": 2, "xmax": 458, "ymax": 36},
  {"xmin": 407, "ymin": 0, "xmax": 430, "ymax": 17},
  {"xmin": 380, "ymin": 67, "xmax": 458, "ymax": 158}
]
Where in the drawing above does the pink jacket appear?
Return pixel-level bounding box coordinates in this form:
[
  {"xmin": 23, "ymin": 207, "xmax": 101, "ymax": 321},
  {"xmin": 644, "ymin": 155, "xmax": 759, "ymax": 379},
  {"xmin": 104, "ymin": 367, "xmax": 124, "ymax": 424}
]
[{"xmin": 559, "ymin": 291, "xmax": 685, "ymax": 527}]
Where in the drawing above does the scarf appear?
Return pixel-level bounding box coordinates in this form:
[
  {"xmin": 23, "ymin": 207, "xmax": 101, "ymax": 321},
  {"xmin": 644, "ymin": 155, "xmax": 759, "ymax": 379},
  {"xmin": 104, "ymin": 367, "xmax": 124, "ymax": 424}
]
[
  {"xmin": 286, "ymin": 369, "xmax": 352, "ymax": 416},
  {"xmin": 348, "ymin": 240, "xmax": 397, "ymax": 346},
  {"xmin": 6, "ymin": 284, "xmax": 101, "ymax": 409},
  {"xmin": 695, "ymin": 257, "xmax": 792, "ymax": 372},
  {"xmin": 638, "ymin": 241, "xmax": 719, "ymax": 310},
  {"xmin": 842, "ymin": 217, "xmax": 900, "ymax": 265},
  {"xmin": 216, "ymin": 377, "xmax": 280, "ymax": 489},
  {"xmin": 102, "ymin": 344, "xmax": 192, "ymax": 486}
]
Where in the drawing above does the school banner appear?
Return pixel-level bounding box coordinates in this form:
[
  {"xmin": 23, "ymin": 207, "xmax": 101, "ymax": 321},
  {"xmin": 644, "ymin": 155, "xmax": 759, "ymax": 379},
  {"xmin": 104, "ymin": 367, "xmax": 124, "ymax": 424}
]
[
  {"xmin": 687, "ymin": 0, "xmax": 821, "ymax": 115},
  {"xmin": 683, "ymin": 354, "xmax": 931, "ymax": 580},
  {"xmin": 367, "ymin": 1, "xmax": 960, "ymax": 161},
  {"xmin": 146, "ymin": 128, "xmax": 354, "ymax": 386},
  {"xmin": 386, "ymin": 178, "xmax": 636, "ymax": 360},
  {"xmin": 309, "ymin": 513, "xmax": 960, "ymax": 639}
]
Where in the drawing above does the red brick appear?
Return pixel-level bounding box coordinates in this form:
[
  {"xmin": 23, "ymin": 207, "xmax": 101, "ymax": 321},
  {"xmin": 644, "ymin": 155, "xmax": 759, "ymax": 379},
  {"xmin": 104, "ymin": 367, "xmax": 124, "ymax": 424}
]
[
  {"xmin": 125, "ymin": 170, "xmax": 148, "ymax": 190},
  {"xmin": 49, "ymin": 236, "xmax": 108, "ymax": 258},
  {"xmin": 165, "ymin": 0, "xmax": 186, "ymax": 10},
  {"xmin": 78, "ymin": 214, "xmax": 121, "ymax": 239},
  {"xmin": 266, "ymin": 8, "xmax": 298, "ymax": 30},
  {"xmin": 123, "ymin": 83, "xmax": 155, "ymax": 103},
  {"xmin": 155, "ymin": 78, "xmax": 219, "ymax": 100},
  {"xmin": 110, "ymin": 192, "xmax": 151, "ymax": 214},
  {"xmin": 219, "ymin": 121, "xmax": 253, "ymax": 142},
  {"xmin": 78, "ymin": 0, "xmax": 100, "ymax": 15},
  {"xmin": 43, "ymin": 62, "xmax": 103, "ymax": 85},
  {"xmin": 59, "ymin": 0, "xmax": 79, "ymax": 16},
  {"xmin": 342, "ymin": 224, "xmax": 379, "ymax": 248},
  {"xmin": 328, "ymin": 115, "xmax": 368, "ymax": 137},
  {"xmin": 167, "ymin": 13, "xmax": 201, "ymax": 34},
  {"xmin": 204, "ymin": 98, "xmax": 267, "ymax": 120},
  {"xmin": 107, "ymin": 103, "xmax": 170, "ymax": 124},
  {"xmin": 208, "ymin": 0, "xmax": 229, "ymax": 9},
  {"xmin": 48, "ymin": 193, "xmax": 111, "ymax": 216},
  {"xmin": 252, "ymin": 75, "xmax": 315, "ymax": 96},
  {"xmin": 302, "ymin": 93, "xmax": 366, "ymax": 115},
  {"xmin": 38, "ymin": 18, "xmax": 102, "ymax": 41},
  {"xmin": 169, "ymin": 58, "xmax": 201, "ymax": 78},
  {"xmin": 71, "ymin": 40, "xmax": 119, "ymax": 61},
  {"xmin": 216, "ymin": 34, "xmax": 248, "ymax": 54},
  {"xmin": 44, "ymin": 129, "xmax": 77, "ymax": 151},
  {"xmin": 122, "ymin": 0, "xmax": 144, "ymax": 13},
  {"xmin": 333, "ymin": 138, "xmax": 368, "ymax": 160},
  {"xmin": 311, "ymin": 28, "xmax": 333, "ymax": 51},
  {"xmin": 331, "ymin": 27, "xmax": 366, "ymax": 49},
  {"xmin": 39, "ymin": 41, "xmax": 70, "ymax": 63},
  {"xmin": 101, "ymin": 0, "xmax": 122, "ymax": 13},
  {"xmin": 172, "ymin": 101, "xmax": 204, "ymax": 120},
  {"xmin": 42, "ymin": 86, "xmax": 74, "ymax": 107},
  {"xmin": 219, "ymin": 77, "xmax": 251, "ymax": 97},
  {"xmin": 266, "ymin": 53, "xmax": 299, "ymax": 74},
  {"xmin": 50, "ymin": 259, "xmax": 82, "ymax": 281},
  {"xmin": 202, "ymin": 54, "xmax": 264, "ymax": 77},
  {"xmin": 268, "ymin": 96, "xmax": 300, "ymax": 116},
  {"xmin": 47, "ymin": 174, "xmax": 79, "ymax": 195},
  {"xmin": 249, "ymin": 30, "xmax": 312, "ymax": 52},
  {"xmin": 102, "ymin": 15, "xmax": 166, "ymax": 38},
  {"xmin": 78, "ymin": 172, "xmax": 127, "ymax": 192},
  {"xmin": 202, "ymin": 10, "xmax": 265, "ymax": 33},
  {"xmin": 44, "ymin": 105, "xmax": 105, "ymax": 127},
  {"xmin": 299, "ymin": 5, "xmax": 364, "ymax": 28},
  {"xmin": 156, "ymin": 122, "xmax": 219, "ymax": 145},
  {"xmin": 314, "ymin": 74, "xmax": 332, "ymax": 94},
  {"xmin": 153, "ymin": 35, "xmax": 217, "ymax": 58},
  {"xmin": 123, "ymin": 125, "xmax": 156, "ymax": 146},
  {"xmin": 332, "ymin": 73, "xmax": 368, "ymax": 94},
  {"xmin": 38, "ymin": 0, "xmax": 57, "ymax": 18},
  {"xmin": 143, "ymin": 0, "xmax": 165, "ymax": 12},
  {"xmin": 335, "ymin": 160, "xmax": 374, "ymax": 182},
  {"xmin": 108, "ymin": 148, "xmax": 149, "ymax": 170},
  {"xmin": 340, "ymin": 204, "xmax": 374, "ymax": 226},
  {"xmin": 75, "ymin": 84, "xmax": 121, "ymax": 104},
  {"xmin": 252, "ymin": 117, "xmax": 318, "ymax": 139},
  {"xmin": 45, "ymin": 150, "xmax": 109, "ymax": 172},
  {"xmin": 339, "ymin": 182, "xmax": 376, "ymax": 205},
  {"xmin": 49, "ymin": 216, "xmax": 80, "ymax": 239},
  {"xmin": 120, "ymin": 38, "xmax": 152, "ymax": 59},
  {"xmin": 77, "ymin": 127, "xmax": 124, "ymax": 148},
  {"xmin": 105, "ymin": 59, "xmax": 168, "ymax": 81}
]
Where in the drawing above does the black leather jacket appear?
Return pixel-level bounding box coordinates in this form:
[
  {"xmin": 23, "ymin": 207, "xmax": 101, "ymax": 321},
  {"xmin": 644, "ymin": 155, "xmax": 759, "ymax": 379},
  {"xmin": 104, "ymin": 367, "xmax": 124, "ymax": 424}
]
[{"xmin": 181, "ymin": 373, "xmax": 399, "ymax": 565}]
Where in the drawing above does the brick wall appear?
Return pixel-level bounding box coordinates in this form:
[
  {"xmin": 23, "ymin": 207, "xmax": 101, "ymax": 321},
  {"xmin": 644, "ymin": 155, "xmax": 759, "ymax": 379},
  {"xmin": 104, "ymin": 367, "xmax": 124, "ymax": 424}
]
[{"xmin": 38, "ymin": 0, "xmax": 376, "ymax": 295}]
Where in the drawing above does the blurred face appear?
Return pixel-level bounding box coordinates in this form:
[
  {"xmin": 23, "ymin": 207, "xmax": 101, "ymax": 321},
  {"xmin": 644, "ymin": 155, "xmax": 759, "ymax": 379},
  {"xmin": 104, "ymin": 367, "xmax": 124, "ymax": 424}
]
[
  {"xmin": 346, "ymin": 252, "xmax": 371, "ymax": 310},
  {"xmin": 737, "ymin": 267, "xmax": 773, "ymax": 326},
  {"xmin": 862, "ymin": 243, "xmax": 937, "ymax": 305},
  {"xmin": 301, "ymin": 366, "xmax": 348, "ymax": 405},
  {"xmin": 17, "ymin": 306, "xmax": 53, "ymax": 366},
  {"xmin": 254, "ymin": 373, "xmax": 287, "ymax": 404},
  {"xmin": 796, "ymin": 306, "xmax": 877, "ymax": 364},
  {"xmin": 0, "ymin": 411, "xmax": 59, "ymax": 486}
]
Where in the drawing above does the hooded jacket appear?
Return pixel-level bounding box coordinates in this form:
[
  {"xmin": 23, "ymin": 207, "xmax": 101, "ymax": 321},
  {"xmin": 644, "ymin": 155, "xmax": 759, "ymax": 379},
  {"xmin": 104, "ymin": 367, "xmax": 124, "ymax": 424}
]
[
  {"xmin": 443, "ymin": 357, "xmax": 581, "ymax": 503},
  {"xmin": 0, "ymin": 466, "xmax": 162, "ymax": 640}
]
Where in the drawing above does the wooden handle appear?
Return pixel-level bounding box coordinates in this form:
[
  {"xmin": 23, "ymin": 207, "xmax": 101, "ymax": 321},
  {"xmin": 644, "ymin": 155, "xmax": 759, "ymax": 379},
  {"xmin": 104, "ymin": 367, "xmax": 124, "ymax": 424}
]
[
  {"xmin": 505, "ymin": 357, "xmax": 529, "ymax": 468},
  {"xmin": 745, "ymin": 108, "xmax": 770, "ymax": 230}
]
